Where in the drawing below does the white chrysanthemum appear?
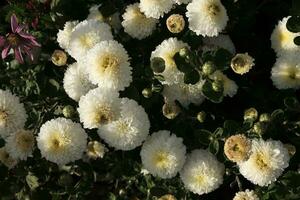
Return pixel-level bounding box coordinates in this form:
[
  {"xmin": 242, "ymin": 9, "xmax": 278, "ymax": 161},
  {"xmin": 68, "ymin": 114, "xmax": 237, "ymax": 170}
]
[
  {"xmin": 233, "ymin": 189, "xmax": 259, "ymax": 200},
  {"xmin": 140, "ymin": 130, "xmax": 186, "ymax": 178},
  {"xmin": 180, "ymin": 149, "xmax": 224, "ymax": 195},
  {"xmin": 122, "ymin": 3, "xmax": 158, "ymax": 40},
  {"xmin": 67, "ymin": 20, "xmax": 113, "ymax": 60},
  {"xmin": 63, "ymin": 62, "xmax": 96, "ymax": 101},
  {"xmin": 85, "ymin": 40, "xmax": 132, "ymax": 91},
  {"xmin": 87, "ymin": 5, "xmax": 104, "ymax": 22},
  {"xmin": 0, "ymin": 89, "xmax": 27, "ymax": 138},
  {"xmin": 139, "ymin": 0, "xmax": 174, "ymax": 19},
  {"xmin": 271, "ymin": 16, "xmax": 300, "ymax": 56},
  {"xmin": 271, "ymin": 55, "xmax": 300, "ymax": 89},
  {"xmin": 37, "ymin": 118, "xmax": 87, "ymax": 165},
  {"xmin": 78, "ymin": 87, "xmax": 121, "ymax": 129},
  {"xmin": 202, "ymin": 34, "xmax": 236, "ymax": 54},
  {"xmin": 238, "ymin": 139, "xmax": 290, "ymax": 186},
  {"xmin": 86, "ymin": 141, "xmax": 107, "ymax": 159},
  {"xmin": 210, "ymin": 71, "xmax": 238, "ymax": 97},
  {"xmin": 162, "ymin": 79, "xmax": 205, "ymax": 108},
  {"xmin": 5, "ymin": 129, "xmax": 34, "ymax": 160},
  {"xmin": 57, "ymin": 21, "xmax": 79, "ymax": 50},
  {"xmin": 98, "ymin": 98, "xmax": 150, "ymax": 151},
  {"xmin": 0, "ymin": 147, "xmax": 17, "ymax": 169},
  {"xmin": 151, "ymin": 38, "xmax": 189, "ymax": 85},
  {"xmin": 173, "ymin": 0, "xmax": 191, "ymax": 5},
  {"xmin": 186, "ymin": 0, "xmax": 228, "ymax": 37}
]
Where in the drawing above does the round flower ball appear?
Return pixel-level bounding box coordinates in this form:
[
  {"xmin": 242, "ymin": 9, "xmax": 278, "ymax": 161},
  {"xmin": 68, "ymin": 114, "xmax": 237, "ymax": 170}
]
[
  {"xmin": 186, "ymin": 0, "xmax": 228, "ymax": 37},
  {"xmin": 151, "ymin": 37, "xmax": 189, "ymax": 85},
  {"xmin": 5, "ymin": 129, "xmax": 35, "ymax": 160},
  {"xmin": 180, "ymin": 149, "xmax": 224, "ymax": 195},
  {"xmin": 271, "ymin": 16, "xmax": 300, "ymax": 56},
  {"xmin": 85, "ymin": 40, "xmax": 132, "ymax": 91},
  {"xmin": 238, "ymin": 139, "xmax": 290, "ymax": 186},
  {"xmin": 139, "ymin": 0, "xmax": 174, "ymax": 19},
  {"xmin": 224, "ymin": 134, "xmax": 251, "ymax": 163},
  {"xmin": 57, "ymin": 20, "xmax": 79, "ymax": 50},
  {"xmin": 63, "ymin": 62, "xmax": 96, "ymax": 102},
  {"xmin": 37, "ymin": 118, "xmax": 87, "ymax": 165},
  {"xmin": 233, "ymin": 189, "xmax": 259, "ymax": 200},
  {"xmin": 98, "ymin": 98, "xmax": 150, "ymax": 151},
  {"xmin": 0, "ymin": 89, "xmax": 27, "ymax": 138},
  {"xmin": 67, "ymin": 19, "xmax": 113, "ymax": 60},
  {"xmin": 77, "ymin": 87, "xmax": 121, "ymax": 129},
  {"xmin": 122, "ymin": 3, "xmax": 158, "ymax": 40},
  {"xmin": 140, "ymin": 130, "xmax": 186, "ymax": 179},
  {"xmin": 271, "ymin": 55, "xmax": 300, "ymax": 89}
]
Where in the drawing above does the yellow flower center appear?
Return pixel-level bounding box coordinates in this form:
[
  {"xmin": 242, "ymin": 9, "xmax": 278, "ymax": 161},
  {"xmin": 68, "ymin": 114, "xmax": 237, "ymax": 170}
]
[
  {"xmin": 194, "ymin": 174, "xmax": 205, "ymax": 185},
  {"xmin": 94, "ymin": 106, "xmax": 114, "ymax": 125},
  {"xmin": 0, "ymin": 110, "xmax": 8, "ymax": 126},
  {"xmin": 48, "ymin": 133, "xmax": 70, "ymax": 153},
  {"xmin": 79, "ymin": 34, "xmax": 94, "ymax": 48},
  {"xmin": 154, "ymin": 151, "xmax": 169, "ymax": 169},
  {"xmin": 207, "ymin": 4, "xmax": 220, "ymax": 16},
  {"xmin": 97, "ymin": 54, "xmax": 120, "ymax": 76},
  {"xmin": 278, "ymin": 30, "xmax": 292, "ymax": 45},
  {"xmin": 255, "ymin": 153, "xmax": 269, "ymax": 171},
  {"xmin": 116, "ymin": 121, "xmax": 131, "ymax": 134}
]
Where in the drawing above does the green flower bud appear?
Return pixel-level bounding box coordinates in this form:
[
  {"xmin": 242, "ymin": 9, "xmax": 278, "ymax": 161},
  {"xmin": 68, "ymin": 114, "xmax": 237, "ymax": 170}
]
[
  {"xmin": 179, "ymin": 47, "xmax": 189, "ymax": 58},
  {"xmin": 51, "ymin": 50, "xmax": 67, "ymax": 67},
  {"xmin": 197, "ymin": 111, "xmax": 206, "ymax": 123},
  {"xmin": 259, "ymin": 113, "xmax": 271, "ymax": 122},
  {"xmin": 202, "ymin": 61, "xmax": 216, "ymax": 75},
  {"xmin": 151, "ymin": 57, "xmax": 165, "ymax": 73},
  {"xmin": 253, "ymin": 122, "xmax": 266, "ymax": 135},
  {"xmin": 162, "ymin": 102, "xmax": 181, "ymax": 119},
  {"xmin": 212, "ymin": 80, "xmax": 223, "ymax": 92},
  {"xmin": 62, "ymin": 105, "xmax": 75, "ymax": 118},
  {"xmin": 244, "ymin": 107, "xmax": 258, "ymax": 121},
  {"xmin": 284, "ymin": 144, "xmax": 296, "ymax": 157},
  {"xmin": 142, "ymin": 88, "xmax": 152, "ymax": 98}
]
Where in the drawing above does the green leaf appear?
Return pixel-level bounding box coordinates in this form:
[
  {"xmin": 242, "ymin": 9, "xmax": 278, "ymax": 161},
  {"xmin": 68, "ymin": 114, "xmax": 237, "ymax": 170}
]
[
  {"xmin": 294, "ymin": 36, "xmax": 300, "ymax": 46},
  {"xmin": 209, "ymin": 140, "xmax": 219, "ymax": 154},
  {"xmin": 49, "ymin": 79, "xmax": 60, "ymax": 91},
  {"xmin": 223, "ymin": 120, "xmax": 240, "ymax": 136},
  {"xmin": 183, "ymin": 70, "xmax": 200, "ymax": 84},
  {"xmin": 151, "ymin": 57, "xmax": 165, "ymax": 73},
  {"xmin": 173, "ymin": 52, "xmax": 194, "ymax": 73},
  {"xmin": 213, "ymin": 127, "xmax": 223, "ymax": 138},
  {"xmin": 202, "ymin": 80, "xmax": 224, "ymax": 103},
  {"xmin": 214, "ymin": 48, "xmax": 233, "ymax": 71},
  {"xmin": 286, "ymin": 16, "xmax": 300, "ymax": 33},
  {"xmin": 284, "ymin": 97, "xmax": 300, "ymax": 110},
  {"xmin": 271, "ymin": 109, "xmax": 285, "ymax": 122},
  {"xmin": 194, "ymin": 129, "xmax": 212, "ymax": 145},
  {"xmin": 26, "ymin": 173, "xmax": 39, "ymax": 191}
]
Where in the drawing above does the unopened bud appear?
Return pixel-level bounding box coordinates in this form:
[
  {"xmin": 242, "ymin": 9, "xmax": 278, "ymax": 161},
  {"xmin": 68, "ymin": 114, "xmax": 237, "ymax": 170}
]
[
  {"xmin": 63, "ymin": 105, "xmax": 75, "ymax": 118},
  {"xmin": 166, "ymin": 14, "xmax": 185, "ymax": 34},
  {"xmin": 212, "ymin": 80, "xmax": 223, "ymax": 92},
  {"xmin": 202, "ymin": 61, "xmax": 216, "ymax": 75},
  {"xmin": 197, "ymin": 111, "xmax": 206, "ymax": 123},
  {"xmin": 253, "ymin": 122, "xmax": 266, "ymax": 135},
  {"xmin": 142, "ymin": 88, "xmax": 152, "ymax": 98},
  {"xmin": 231, "ymin": 53, "xmax": 254, "ymax": 75},
  {"xmin": 51, "ymin": 50, "xmax": 67, "ymax": 66},
  {"xmin": 259, "ymin": 113, "xmax": 271, "ymax": 122},
  {"xmin": 179, "ymin": 47, "xmax": 189, "ymax": 58},
  {"xmin": 244, "ymin": 107, "xmax": 258, "ymax": 121},
  {"xmin": 86, "ymin": 141, "xmax": 107, "ymax": 159},
  {"xmin": 162, "ymin": 102, "xmax": 181, "ymax": 119},
  {"xmin": 284, "ymin": 144, "xmax": 296, "ymax": 157}
]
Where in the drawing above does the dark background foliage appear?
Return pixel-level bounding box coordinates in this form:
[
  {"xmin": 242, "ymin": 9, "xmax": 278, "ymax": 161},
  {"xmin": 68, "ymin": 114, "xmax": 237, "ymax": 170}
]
[{"xmin": 0, "ymin": 0, "xmax": 299, "ymax": 199}]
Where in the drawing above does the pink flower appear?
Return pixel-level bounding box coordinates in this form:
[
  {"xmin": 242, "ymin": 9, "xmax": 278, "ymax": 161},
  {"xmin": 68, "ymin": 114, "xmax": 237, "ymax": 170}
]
[{"xmin": 0, "ymin": 14, "xmax": 41, "ymax": 64}]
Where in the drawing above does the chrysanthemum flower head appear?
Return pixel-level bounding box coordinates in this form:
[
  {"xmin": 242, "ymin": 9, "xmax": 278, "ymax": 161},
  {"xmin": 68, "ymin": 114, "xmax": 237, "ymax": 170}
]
[
  {"xmin": 98, "ymin": 98, "xmax": 150, "ymax": 151},
  {"xmin": 224, "ymin": 134, "xmax": 251, "ymax": 163},
  {"xmin": 63, "ymin": 62, "xmax": 96, "ymax": 102},
  {"xmin": 271, "ymin": 55, "xmax": 300, "ymax": 89},
  {"xmin": 67, "ymin": 20, "xmax": 113, "ymax": 60},
  {"xmin": 86, "ymin": 141, "xmax": 107, "ymax": 159},
  {"xmin": 57, "ymin": 21, "xmax": 79, "ymax": 50},
  {"xmin": 85, "ymin": 40, "xmax": 132, "ymax": 91},
  {"xmin": 271, "ymin": 16, "xmax": 300, "ymax": 56},
  {"xmin": 186, "ymin": 0, "xmax": 228, "ymax": 37},
  {"xmin": 238, "ymin": 139, "xmax": 290, "ymax": 186},
  {"xmin": 0, "ymin": 147, "xmax": 17, "ymax": 169},
  {"xmin": 180, "ymin": 149, "xmax": 224, "ymax": 195},
  {"xmin": 37, "ymin": 118, "xmax": 87, "ymax": 165},
  {"xmin": 5, "ymin": 129, "xmax": 34, "ymax": 160},
  {"xmin": 231, "ymin": 53, "xmax": 255, "ymax": 75},
  {"xmin": 139, "ymin": 0, "xmax": 174, "ymax": 19},
  {"xmin": 122, "ymin": 3, "xmax": 158, "ymax": 40},
  {"xmin": 0, "ymin": 89, "xmax": 27, "ymax": 138},
  {"xmin": 233, "ymin": 189, "xmax": 260, "ymax": 200},
  {"xmin": 78, "ymin": 87, "xmax": 121, "ymax": 129},
  {"xmin": 151, "ymin": 38, "xmax": 189, "ymax": 85},
  {"xmin": 140, "ymin": 130, "xmax": 186, "ymax": 178},
  {"xmin": 166, "ymin": 14, "xmax": 185, "ymax": 34}
]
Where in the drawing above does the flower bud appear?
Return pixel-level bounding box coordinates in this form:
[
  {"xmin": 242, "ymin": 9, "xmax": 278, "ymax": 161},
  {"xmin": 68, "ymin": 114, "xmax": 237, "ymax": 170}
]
[
  {"xmin": 243, "ymin": 107, "xmax": 258, "ymax": 121},
  {"xmin": 197, "ymin": 111, "xmax": 206, "ymax": 123},
  {"xmin": 51, "ymin": 50, "xmax": 67, "ymax": 66},
  {"xmin": 142, "ymin": 88, "xmax": 152, "ymax": 98},
  {"xmin": 166, "ymin": 14, "xmax": 185, "ymax": 34},
  {"xmin": 224, "ymin": 134, "xmax": 251, "ymax": 163},
  {"xmin": 162, "ymin": 102, "xmax": 181, "ymax": 119},
  {"xmin": 151, "ymin": 57, "xmax": 165, "ymax": 73},
  {"xmin": 284, "ymin": 144, "xmax": 296, "ymax": 157},
  {"xmin": 259, "ymin": 113, "xmax": 271, "ymax": 122},
  {"xmin": 62, "ymin": 105, "xmax": 75, "ymax": 118},
  {"xmin": 179, "ymin": 47, "xmax": 189, "ymax": 58},
  {"xmin": 253, "ymin": 122, "xmax": 266, "ymax": 135},
  {"xmin": 212, "ymin": 80, "xmax": 223, "ymax": 92},
  {"xmin": 86, "ymin": 141, "xmax": 107, "ymax": 159},
  {"xmin": 231, "ymin": 53, "xmax": 254, "ymax": 75},
  {"xmin": 158, "ymin": 194, "xmax": 177, "ymax": 200},
  {"xmin": 202, "ymin": 61, "xmax": 216, "ymax": 75}
]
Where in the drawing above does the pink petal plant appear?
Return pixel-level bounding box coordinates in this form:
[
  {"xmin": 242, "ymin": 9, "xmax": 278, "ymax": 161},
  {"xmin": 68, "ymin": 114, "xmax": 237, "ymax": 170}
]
[{"xmin": 0, "ymin": 14, "xmax": 41, "ymax": 64}]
